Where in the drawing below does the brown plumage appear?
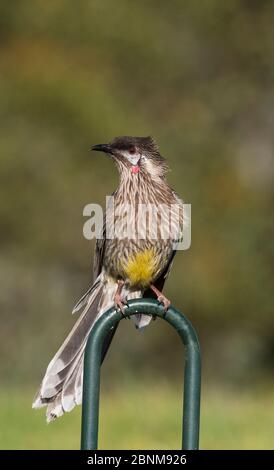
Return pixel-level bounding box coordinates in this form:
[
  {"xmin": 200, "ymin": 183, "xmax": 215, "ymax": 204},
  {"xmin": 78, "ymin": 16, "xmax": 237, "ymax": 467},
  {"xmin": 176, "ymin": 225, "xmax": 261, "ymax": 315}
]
[{"xmin": 33, "ymin": 136, "xmax": 184, "ymax": 421}]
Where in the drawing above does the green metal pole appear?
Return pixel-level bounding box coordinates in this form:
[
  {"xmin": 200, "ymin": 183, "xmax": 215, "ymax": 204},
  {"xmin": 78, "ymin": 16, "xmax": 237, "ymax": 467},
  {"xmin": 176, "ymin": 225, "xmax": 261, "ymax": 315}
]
[{"xmin": 81, "ymin": 298, "xmax": 201, "ymax": 450}]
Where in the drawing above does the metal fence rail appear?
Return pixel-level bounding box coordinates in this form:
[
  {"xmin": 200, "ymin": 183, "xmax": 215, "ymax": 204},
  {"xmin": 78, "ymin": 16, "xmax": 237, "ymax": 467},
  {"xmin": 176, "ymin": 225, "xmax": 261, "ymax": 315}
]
[{"xmin": 81, "ymin": 298, "xmax": 201, "ymax": 450}]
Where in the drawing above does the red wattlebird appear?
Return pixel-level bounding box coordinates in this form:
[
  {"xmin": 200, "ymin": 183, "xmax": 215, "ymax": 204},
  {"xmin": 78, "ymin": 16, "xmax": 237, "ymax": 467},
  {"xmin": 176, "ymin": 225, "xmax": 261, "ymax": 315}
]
[{"xmin": 33, "ymin": 136, "xmax": 184, "ymax": 421}]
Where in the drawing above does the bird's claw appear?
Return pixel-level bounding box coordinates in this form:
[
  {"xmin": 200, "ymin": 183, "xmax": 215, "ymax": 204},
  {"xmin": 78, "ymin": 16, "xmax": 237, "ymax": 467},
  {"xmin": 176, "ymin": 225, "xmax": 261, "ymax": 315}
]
[
  {"xmin": 114, "ymin": 295, "xmax": 128, "ymax": 318},
  {"xmin": 157, "ymin": 295, "xmax": 171, "ymax": 312},
  {"xmin": 149, "ymin": 284, "xmax": 171, "ymax": 313}
]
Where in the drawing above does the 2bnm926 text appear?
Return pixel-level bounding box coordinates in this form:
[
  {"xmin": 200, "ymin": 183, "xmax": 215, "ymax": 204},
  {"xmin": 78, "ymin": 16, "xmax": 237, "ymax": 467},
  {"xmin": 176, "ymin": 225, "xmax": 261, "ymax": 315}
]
[{"xmin": 87, "ymin": 454, "xmax": 187, "ymax": 466}]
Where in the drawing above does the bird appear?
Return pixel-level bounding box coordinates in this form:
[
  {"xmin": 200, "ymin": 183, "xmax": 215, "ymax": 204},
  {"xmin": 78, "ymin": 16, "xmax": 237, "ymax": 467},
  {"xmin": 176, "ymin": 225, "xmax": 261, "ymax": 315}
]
[{"xmin": 32, "ymin": 136, "xmax": 184, "ymax": 421}]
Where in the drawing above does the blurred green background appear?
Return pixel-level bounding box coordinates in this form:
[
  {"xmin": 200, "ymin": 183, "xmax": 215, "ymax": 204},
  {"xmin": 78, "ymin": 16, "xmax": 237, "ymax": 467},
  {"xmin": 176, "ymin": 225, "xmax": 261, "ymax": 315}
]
[{"xmin": 0, "ymin": 0, "xmax": 274, "ymax": 449}]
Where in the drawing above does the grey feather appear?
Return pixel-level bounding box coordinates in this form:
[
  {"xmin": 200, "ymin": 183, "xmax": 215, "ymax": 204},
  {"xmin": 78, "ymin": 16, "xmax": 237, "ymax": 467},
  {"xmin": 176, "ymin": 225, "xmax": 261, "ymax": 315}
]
[
  {"xmin": 72, "ymin": 278, "xmax": 100, "ymax": 314},
  {"xmin": 33, "ymin": 278, "xmax": 119, "ymax": 419}
]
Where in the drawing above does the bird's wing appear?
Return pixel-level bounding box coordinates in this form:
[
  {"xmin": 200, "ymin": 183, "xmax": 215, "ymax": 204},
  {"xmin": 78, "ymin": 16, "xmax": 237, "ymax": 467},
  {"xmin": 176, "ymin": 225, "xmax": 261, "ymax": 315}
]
[
  {"xmin": 93, "ymin": 215, "xmax": 106, "ymax": 280},
  {"xmin": 72, "ymin": 214, "xmax": 118, "ymax": 361},
  {"xmin": 73, "ymin": 214, "xmax": 107, "ymax": 315},
  {"xmin": 93, "ymin": 215, "xmax": 120, "ymax": 361}
]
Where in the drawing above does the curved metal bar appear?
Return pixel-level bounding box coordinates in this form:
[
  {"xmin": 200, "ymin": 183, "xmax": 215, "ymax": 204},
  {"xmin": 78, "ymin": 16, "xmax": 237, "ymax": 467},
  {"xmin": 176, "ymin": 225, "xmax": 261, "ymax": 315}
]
[{"xmin": 81, "ymin": 298, "xmax": 201, "ymax": 450}]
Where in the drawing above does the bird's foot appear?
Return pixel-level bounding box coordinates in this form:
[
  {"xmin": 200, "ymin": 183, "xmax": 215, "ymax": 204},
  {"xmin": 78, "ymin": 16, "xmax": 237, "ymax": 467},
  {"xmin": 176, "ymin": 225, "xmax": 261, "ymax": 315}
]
[
  {"xmin": 157, "ymin": 294, "xmax": 171, "ymax": 312},
  {"xmin": 114, "ymin": 280, "xmax": 128, "ymax": 318},
  {"xmin": 150, "ymin": 284, "xmax": 171, "ymax": 312},
  {"xmin": 114, "ymin": 294, "xmax": 128, "ymax": 317}
]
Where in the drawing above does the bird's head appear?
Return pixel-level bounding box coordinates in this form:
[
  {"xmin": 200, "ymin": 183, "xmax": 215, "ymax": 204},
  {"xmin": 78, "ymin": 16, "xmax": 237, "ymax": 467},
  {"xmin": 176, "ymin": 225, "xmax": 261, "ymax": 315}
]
[{"xmin": 91, "ymin": 136, "xmax": 168, "ymax": 179}]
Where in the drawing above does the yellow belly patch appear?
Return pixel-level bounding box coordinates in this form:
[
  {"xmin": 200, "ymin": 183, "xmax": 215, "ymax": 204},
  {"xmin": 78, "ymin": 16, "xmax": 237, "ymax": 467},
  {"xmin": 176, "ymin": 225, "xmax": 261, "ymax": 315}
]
[{"xmin": 124, "ymin": 249, "xmax": 157, "ymax": 288}]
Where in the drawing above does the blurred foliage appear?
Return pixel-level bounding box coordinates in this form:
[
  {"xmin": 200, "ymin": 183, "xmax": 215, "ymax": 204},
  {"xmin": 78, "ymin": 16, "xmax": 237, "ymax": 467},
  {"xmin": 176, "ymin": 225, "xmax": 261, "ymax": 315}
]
[
  {"xmin": 0, "ymin": 0, "xmax": 274, "ymax": 391},
  {"xmin": 1, "ymin": 383, "xmax": 274, "ymax": 449}
]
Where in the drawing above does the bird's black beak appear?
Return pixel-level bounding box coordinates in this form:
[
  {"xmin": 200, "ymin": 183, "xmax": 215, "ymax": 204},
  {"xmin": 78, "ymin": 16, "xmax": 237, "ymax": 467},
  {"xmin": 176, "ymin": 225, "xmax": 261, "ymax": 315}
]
[{"xmin": 90, "ymin": 144, "xmax": 113, "ymax": 154}]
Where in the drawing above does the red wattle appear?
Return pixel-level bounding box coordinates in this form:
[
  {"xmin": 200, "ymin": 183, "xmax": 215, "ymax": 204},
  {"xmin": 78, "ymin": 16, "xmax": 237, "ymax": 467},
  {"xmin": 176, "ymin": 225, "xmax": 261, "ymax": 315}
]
[{"xmin": 131, "ymin": 165, "xmax": 140, "ymax": 174}]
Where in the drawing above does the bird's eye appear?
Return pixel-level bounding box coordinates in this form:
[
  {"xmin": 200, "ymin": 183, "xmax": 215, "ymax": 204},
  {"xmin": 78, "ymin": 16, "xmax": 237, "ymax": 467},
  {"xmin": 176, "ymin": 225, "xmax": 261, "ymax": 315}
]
[{"xmin": 129, "ymin": 147, "xmax": 135, "ymax": 154}]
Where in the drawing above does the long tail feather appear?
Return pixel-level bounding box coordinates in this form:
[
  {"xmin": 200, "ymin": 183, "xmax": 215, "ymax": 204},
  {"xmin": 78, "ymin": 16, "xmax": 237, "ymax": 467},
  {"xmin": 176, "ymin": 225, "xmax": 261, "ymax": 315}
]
[
  {"xmin": 72, "ymin": 278, "xmax": 101, "ymax": 314},
  {"xmin": 33, "ymin": 277, "xmax": 118, "ymax": 420},
  {"xmin": 33, "ymin": 279, "xmax": 147, "ymax": 421}
]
